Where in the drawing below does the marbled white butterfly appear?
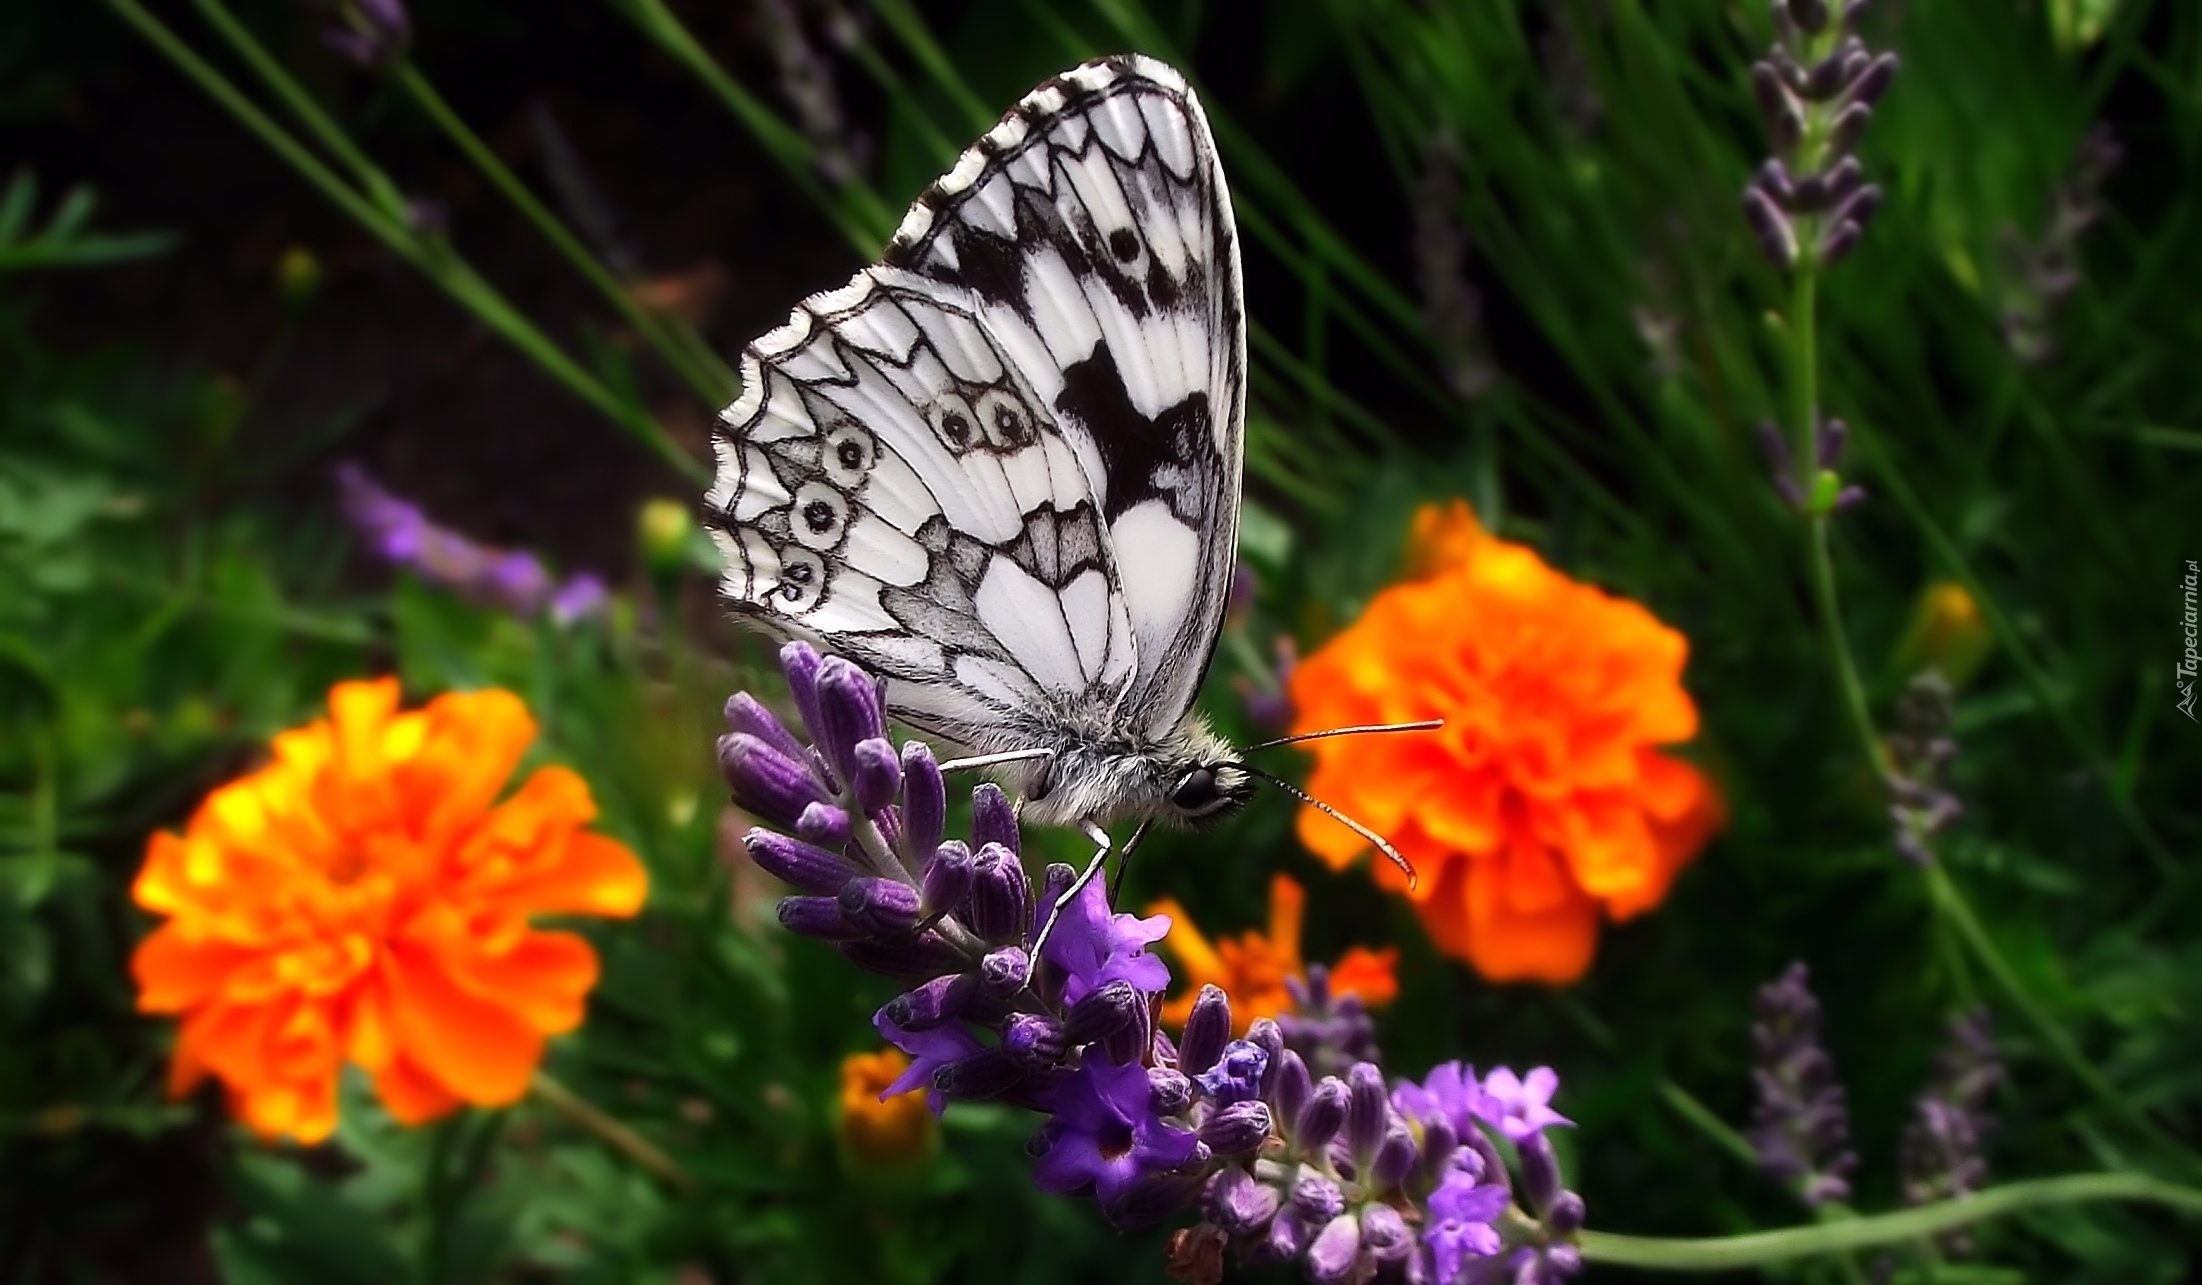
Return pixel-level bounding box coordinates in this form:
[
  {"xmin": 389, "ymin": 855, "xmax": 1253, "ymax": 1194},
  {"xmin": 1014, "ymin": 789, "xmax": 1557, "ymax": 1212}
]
[{"xmin": 706, "ymin": 55, "xmax": 1425, "ymax": 917}]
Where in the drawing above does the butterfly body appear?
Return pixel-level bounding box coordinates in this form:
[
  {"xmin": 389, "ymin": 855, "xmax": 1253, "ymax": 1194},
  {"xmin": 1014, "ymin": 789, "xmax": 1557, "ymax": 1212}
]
[{"xmin": 707, "ymin": 54, "xmax": 1249, "ymax": 839}]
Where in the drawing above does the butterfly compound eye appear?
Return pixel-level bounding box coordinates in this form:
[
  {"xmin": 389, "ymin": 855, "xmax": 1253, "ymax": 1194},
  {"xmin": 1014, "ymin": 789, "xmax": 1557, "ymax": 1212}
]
[{"xmin": 1169, "ymin": 767, "xmax": 1221, "ymax": 813}]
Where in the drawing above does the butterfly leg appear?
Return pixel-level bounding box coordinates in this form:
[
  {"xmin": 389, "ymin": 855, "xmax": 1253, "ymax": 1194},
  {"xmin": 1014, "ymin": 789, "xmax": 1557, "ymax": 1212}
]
[
  {"xmin": 1106, "ymin": 819, "xmax": 1154, "ymax": 901},
  {"xmin": 1027, "ymin": 820, "xmax": 1113, "ymax": 963}
]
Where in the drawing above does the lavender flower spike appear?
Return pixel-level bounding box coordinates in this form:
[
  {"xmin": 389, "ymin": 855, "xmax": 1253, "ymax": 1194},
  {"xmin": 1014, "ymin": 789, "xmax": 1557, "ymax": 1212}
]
[
  {"xmin": 1901, "ymin": 1008, "xmax": 2002, "ymax": 1254},
  {"xmin": 722, "ymin": 647, "xmax": 1589, "ymax": 1278},
  {"xmin": 1749, "ymin": 962, "xmax": 1859, "ymax": 1207},
  {"xmin": 334, "ymin": 462, "xmax": 607, "ymax": 625}
]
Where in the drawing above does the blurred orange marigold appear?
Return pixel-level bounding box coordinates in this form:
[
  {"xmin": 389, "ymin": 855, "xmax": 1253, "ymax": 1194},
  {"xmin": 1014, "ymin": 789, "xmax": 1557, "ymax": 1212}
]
[
  {"xmin": 838, "ymin": 1049, "xmax": 935, "ymax": 1166},
  {"xmin": 131, "ymin": 678, "xmax": 648, "ymax": 1143},
  {"xmin": 1149, "ymin": 874, "xmax": 1397, "ymax": 1033},
  {"xmin": 1289, "ymin": 501, "xmax": 1723, "ymax": 985}
]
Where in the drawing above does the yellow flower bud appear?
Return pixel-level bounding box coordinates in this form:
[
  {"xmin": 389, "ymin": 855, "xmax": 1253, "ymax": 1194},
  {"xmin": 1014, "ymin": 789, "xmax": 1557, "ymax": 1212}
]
[
  {"xmin": 276, "ymin": 245, "xmax": 322, "ymax": 309},
  {"xmin": 637, "ymin": 498, "xmax": 692, "ymax": 575},
  {"xmin": 1891, "ymin": 581, "xmax": 1992, "ymax": 688}
]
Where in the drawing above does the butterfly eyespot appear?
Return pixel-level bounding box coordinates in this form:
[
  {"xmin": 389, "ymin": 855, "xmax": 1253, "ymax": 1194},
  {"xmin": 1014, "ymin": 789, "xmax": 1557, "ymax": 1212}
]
[
  {"xmin": 927, "ymin": 394, "xmax": 982, "ymax": 454},
  {"xmin": 976, "ymin": 390, "xmax": 1034, "ymax": 449},
  {"xmin": 944, "ymin": 412, "xmax": 971, "ymax": 442},
  {"xmin": 1108, "ymin": 228, "xmax": 1141, "ymax": 262},
  {"xmin": 790, "ymin": 482, "xmax": 849, "ymax": 550},
  {"xmin": 822, "ymin": 424, "xmax": 876, "ymax": 486},
  {"xmin": 772, "ymin": 547, "xmax": 825, "ymax": 610}
]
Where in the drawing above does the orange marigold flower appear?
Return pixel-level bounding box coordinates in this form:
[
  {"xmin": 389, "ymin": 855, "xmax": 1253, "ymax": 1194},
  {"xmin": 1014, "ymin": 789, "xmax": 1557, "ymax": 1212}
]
[
  {"xmin": 837, "ymin": 1049, "xmax": 935, "ymax": 1167},
  {"xmin": 1149, "ymin": 874, "xmax": 1398, "ymax": 1033},
  {"xmin": 130, "ymin": 678, "xmax": 648, "ymax": 1143},
  {"xmin": 1289, "ymin": 501, "xmax": 1723, "ymax": 985}
]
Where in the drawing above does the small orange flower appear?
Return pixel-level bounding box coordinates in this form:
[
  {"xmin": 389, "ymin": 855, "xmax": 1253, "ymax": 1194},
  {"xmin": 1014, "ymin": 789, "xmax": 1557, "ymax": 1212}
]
[
  {"xmin": 1149, "ymin": 875, "xmax": 1398, "ymax": 1032},
  {"xmin": 131, "ymin": 678, "xmax": 647, "ymax": 1143},
  {"xmin": 837, "ymin": 1049, "xmax": 935, "ymax": 1166},
  {"xmin": 1289, "ymin": 501, "xmax": 1722, "ymax": 985}
]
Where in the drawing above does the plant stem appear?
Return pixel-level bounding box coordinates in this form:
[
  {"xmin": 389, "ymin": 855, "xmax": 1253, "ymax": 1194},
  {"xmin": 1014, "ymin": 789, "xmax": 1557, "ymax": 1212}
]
[
  {"xmin": 531, "ymin": 1070, "xmax": 694, "ymax": 1190},
  {"xmin": 389, "ymin": 60, "xmax": 737, "ymax": 405},
  {"xmin": 105, "ymin": 0, "xmax": 703, "ymax": 483},
  {"xmin": 1577, "ymin": 1172, "xmax": 2202, "ymax": 1270}
]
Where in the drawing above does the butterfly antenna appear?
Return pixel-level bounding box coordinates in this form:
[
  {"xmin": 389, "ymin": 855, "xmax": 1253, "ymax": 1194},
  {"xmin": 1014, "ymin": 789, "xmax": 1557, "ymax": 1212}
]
[
  {"xmin": 1238, "ymin": 762, "xmax": 1419, "ymax": 889},
  {"xmin": 1246, "ymin": 719, "xmax": 1444, "ymax": 753}
]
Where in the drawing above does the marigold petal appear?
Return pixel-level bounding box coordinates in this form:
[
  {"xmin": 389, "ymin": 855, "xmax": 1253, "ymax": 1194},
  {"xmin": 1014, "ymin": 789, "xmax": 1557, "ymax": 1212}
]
[
  {"xmin": 1265, "ymin": 875, "xmax": 1305, "ymax": 975},
  {"xmin": 1460, "ymin": 863, "xmax": 1601, "ymax": 985},
  {"xmin": 485, "ymin": 831, "xmax": 649, "ymax": 918},
  {"xmin": 133, "ymin": 923, "xmax": 252, "ymax": 1012},
  {"xmin": 402, "ymin": 688, "xmax": 536, "ymax": 844},
  {"xmin": 383, "ymin": 944, "xmax": 543, "ymax": 1106},
  {"xmin": 375, "ymin": 1051, "xmax": 465, "ymax": 1126},
  {"xmin": 1325, "ymin": 947, "xmax": 1399, "ymax": 1008},
  {"xmin": 445, "ymin": 931, "xmax": 601, "ymax": 1035},
  {"xmin": 1554, "ymin": 791, "xmax": 1658, "ymax": 901}
]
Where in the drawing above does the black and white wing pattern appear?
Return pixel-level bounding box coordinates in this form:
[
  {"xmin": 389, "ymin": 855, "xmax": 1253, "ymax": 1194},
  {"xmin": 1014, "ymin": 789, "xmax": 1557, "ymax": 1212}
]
[{"xmin": 706, "ymin": 54, "xmax": 1245, "ymax": 754}]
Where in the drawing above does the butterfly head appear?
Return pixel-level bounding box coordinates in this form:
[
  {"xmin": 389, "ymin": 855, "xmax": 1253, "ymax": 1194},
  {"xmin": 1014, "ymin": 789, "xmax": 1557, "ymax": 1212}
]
[{"xmin": 1163, "ymin": 759, "xmax": 1257, "ymax": 824}]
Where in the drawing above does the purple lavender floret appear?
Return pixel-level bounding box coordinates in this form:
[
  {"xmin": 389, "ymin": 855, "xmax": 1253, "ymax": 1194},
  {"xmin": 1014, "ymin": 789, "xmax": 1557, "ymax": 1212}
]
[
  {"xmin": 335, "ymin": 463, "xmax": 608, "ymax": 625},
  {"xmin": 1900, "ymin": 1008, "xmax": 2002, "ymax": 1254},
  {"xmin": 1280, "ymin": 961, "xmax": 1382, "ymax": 1080},
  {"xmin": 722, "ymin": 644, "xmax": 1589, "ymax": 1278},
  {"xmin": 1749, "ymin": 962, "xmax": 1860, "ymax": 1208}
]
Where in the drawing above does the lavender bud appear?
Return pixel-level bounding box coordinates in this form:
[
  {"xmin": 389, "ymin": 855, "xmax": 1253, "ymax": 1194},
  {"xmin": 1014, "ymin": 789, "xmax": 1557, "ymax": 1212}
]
[
  {"xmin": 1819, "ymin": 221, "xmax": 1865, "ymax": 266},
  {"xmin": 1246, "ymin": 1019, "xmax": 1286, "ymax": 1098},
  {"xmin": 1371, "ymin": 1124, "xmax": 1418, "ymax": 1190},
  {"xmin": 1800, "ymin": 47, "xmax": 1851, "ymax": 100},
  {"xmin": 776, "ymin": 894, "xmax": 863, "ymax": 940},
  {"xmin": 1754, "ymin": 158, "xmax": 1795, "ymax": 206},
  {"xmin": 722, "ymin": 692, "xmax": 807, "ymax": 764},
  {"xmin": 814, "ymin": 657, "xmax": 884, "ymax": 787},
  {"xmin": 1179, "ymin": 984, "xmax": 1232, "ymax": 1077},
  {"xmin": 1520, "ymin": 1130, "xmax": 1564, "ymax": 1214},
  {"xmin": 794, "ymin": 800, "xmax": 851, "ymax": 850},
  {"xmin": 1841, "ymin": 0, "xmax": 1872, "ymax": 30},
  {"xmin": 899, "ymin": 742, "xmax": 946, "ymax": 861},
  {"xmin": 1064, "ymin": 980, "xmax": 1142, "ymax": 1046},
  {"xmin": 1297, "ymin": 1078, "xmax": 1349, "ymax": 1152},
  {"xmin": 1790, "ymin": 156, "xmax": 1862, "ymax": 212},
  {"xmin": 971, "ymin": 782, "xmax": 1019, "ymax": 855},
  {"xmin": 1003, "ymin": 1013, "xmax": 1066, "ymax": 1066},
  {"xmin": 1360, "ymin": 1203, "xmax": 1413, "ymax": 1264},
  {"xmin": 1843, "ymin": 52, "xmax": 1900, "ymax": 109},
  {"xmin": 719, "ymin": 733, "xmax": 829, "ymax": 827},
  {"xmin": 1546, "ymin": 1190, "xmax": 1587, "ymax": 1235},
  {"xmin": 1149, "ymin": 1068, "xmax": 1194, "ymax": 1115},
  {"xmin": 1292, "ymin": 1173, "xmax": 1347, "ymax": 1222},
  {"xmin": 850, "ymin": 737, "xmax": 901, "ymax": 817},
  {"xmin": 742, "ymin": 831, "xmax": 858, "ymax": 894},
  {"xmin": 964, "ymin": 842, "xmax": 1030, "ymax": 943},
  {"xmin": 1788, "ymin": 0, "xmax": 1831, "ymax": 34},
  {"xmin": 1261, "ymin": 1207, "xmax": 1312, "ymax": 1263},
  {"xmin": 933, "ymin": 1047, "xmax": 1026, "ymax": 1100},
  {"xmin": 839, "ymin": 931, "xmax": 970, "ymax": 979},
  {"xmin": 881, "ymin": 971, "xmax": 977, "ymax": 1030},
  {"xmin": 1827, "ymin": 102, "xmax": 1874, "ymax": 157},
  {"xmin": 1103, "ymin": 1003, "xmax": 1152, "ymax": 1067},
  {"xmin": 1207, "ymin": 1165, "xmax": 1281, "ymax": 1234},
  {"xmin": 1305, "ymin": 1213, "xmax": 1362, "ymax": 1284},
  {"xmin": 1271, "ymin": 1049, "xmax": 1312, "ymax": 1141},
  {"xmin": 1818, "ymin": 417, "xmax": 1851, "ymax": 468},
  {"xmin": 1345, "ymin": 1063, "xmax": 1390, "ymax": 1172},
  {"xmin": 1197, "ymin": 1040, "xmax": 1270, "ymax": 1106},
  {"xmin": 979, "ymin": 945, "xmax": 1030, "ymax": 996},
  {"xmin": 777, "ymin": 642, "xmax": 826, "ymax": 748},
  {"xmin": 1418, "ymin": 1113, "xmax": 1453, "ymax": 1188},
  {"xmin": 920, "ymin": 840, "xmax": 975, "ymax": 917},
  {"xmin": 1200, "ymin": 1100, "xmax": 1273, "ymax": 1157},
  {"xmin": 1743, "ymin": 185, "xmax": 1799, "ymax": 270},
  {"xmin": 837, "ymin": 876, "xmax": 920, "ymax": 936},
  {"xmin": 1468, "ymin": 1128, "xmax": 1512, "ymax": 1197},
  {"xmin": 1829, "ymin": 184, "xmax": 1884, "ymax": 235},
  {"xmin": 1751, "ymin": 62, "xmax": 1804, "ymax": 150}
]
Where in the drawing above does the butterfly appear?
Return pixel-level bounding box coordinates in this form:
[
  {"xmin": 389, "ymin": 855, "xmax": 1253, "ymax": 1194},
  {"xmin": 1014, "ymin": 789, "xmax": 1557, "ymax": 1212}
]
[{"xmin": 705, "ymin": 54, "xmax": 1422, "ymax": 910}]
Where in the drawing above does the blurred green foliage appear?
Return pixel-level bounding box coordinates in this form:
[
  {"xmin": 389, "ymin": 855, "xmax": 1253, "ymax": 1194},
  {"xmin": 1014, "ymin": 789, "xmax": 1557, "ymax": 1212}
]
[{"xmin": 4, "ymin": 0, "xmax": 2199, "ymax": 1280}]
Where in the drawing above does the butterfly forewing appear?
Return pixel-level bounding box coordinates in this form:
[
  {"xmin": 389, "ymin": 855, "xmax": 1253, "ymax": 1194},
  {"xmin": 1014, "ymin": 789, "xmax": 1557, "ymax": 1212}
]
[{"xmin": 708, "ymin": 54, "xmax": 1246, "ymax": 757}]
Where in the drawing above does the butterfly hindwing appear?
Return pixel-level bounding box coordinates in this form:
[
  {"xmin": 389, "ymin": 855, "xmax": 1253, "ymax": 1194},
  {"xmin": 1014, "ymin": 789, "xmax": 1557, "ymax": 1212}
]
[
  {"xmin": 708, "ymin": 54, "xmax": 1244, "ymax": 754},
  {"xmin": 885, "ymin": 55, "xmax": 1246, "ymax": 743}
]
